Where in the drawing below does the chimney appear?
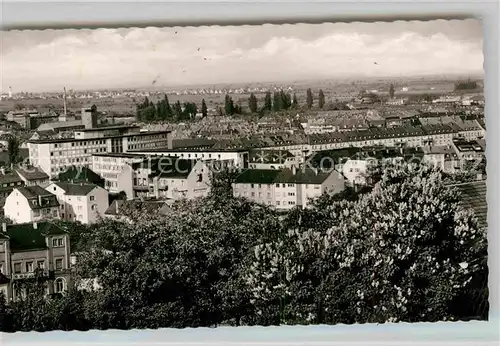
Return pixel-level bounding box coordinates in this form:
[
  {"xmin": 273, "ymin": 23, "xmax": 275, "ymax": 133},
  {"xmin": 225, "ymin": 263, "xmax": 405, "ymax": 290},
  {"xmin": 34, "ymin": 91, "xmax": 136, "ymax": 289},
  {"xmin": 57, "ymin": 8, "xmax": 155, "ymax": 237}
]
[
  {"xmin": 33, "ymin": 222, "xmax": 38, "ymax": 229},
  {"xmin": 2, "ymin": 223, "xmax": 6, "ymax": 233},
  {"xmin": 292, "ymin": 165, "xmax": 297, "ymax": 175},
  {"xmin": 38, "ymin": 195, "xmax": 43, "ymax": 206}
]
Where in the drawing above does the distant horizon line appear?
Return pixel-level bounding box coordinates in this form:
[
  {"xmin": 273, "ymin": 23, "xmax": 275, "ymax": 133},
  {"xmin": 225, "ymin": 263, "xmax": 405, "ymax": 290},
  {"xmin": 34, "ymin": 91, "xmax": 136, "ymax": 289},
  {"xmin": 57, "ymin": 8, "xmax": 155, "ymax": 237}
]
[{"xmin": 3, "ymin": 72, "xmax": 484, "ymax": 95}]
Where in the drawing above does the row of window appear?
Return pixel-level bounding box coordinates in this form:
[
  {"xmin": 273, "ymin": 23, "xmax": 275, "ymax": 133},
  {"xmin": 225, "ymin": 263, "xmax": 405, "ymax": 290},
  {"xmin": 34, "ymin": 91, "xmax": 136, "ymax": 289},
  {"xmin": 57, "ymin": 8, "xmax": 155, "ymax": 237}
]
[
  {"xmin": 51, "ymin": 147, "xmax": 107, "ymax": 157},
  {"xmin": 0, "ymin": 258, "xmax": 64, "ymax": 275},
  {"xmin": 1, "ymin": 182, "xmax": 22, "ymax": 188},
  {"xmin": 53, "ymin": 140, "xmax": 106, "ymax": 148}
]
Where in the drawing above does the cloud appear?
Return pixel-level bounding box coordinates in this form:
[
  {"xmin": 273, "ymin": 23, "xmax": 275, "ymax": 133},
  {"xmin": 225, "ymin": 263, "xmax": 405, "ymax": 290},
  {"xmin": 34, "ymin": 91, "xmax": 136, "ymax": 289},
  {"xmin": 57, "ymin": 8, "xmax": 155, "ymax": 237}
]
[{"xmin": 1, "ymin": 20, "xmax": 483, "ymax": 92}]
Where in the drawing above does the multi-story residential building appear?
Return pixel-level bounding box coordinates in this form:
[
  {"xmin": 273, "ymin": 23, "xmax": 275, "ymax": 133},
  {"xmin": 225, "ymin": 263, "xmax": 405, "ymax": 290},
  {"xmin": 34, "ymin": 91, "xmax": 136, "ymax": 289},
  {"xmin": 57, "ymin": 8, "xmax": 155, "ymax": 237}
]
[
  {"xmin": 422, "ymin": 145, "xmax": 460, "ymax": 174},
  {"xmin": 14, "ymin": 166, "xmax": 50, "ymax": 187},
  {"xmin": 248, "ymin": 149, "xmax": 298, "ymax": 170},
  {"xmin": 129, "ymin": 148, "xmax": 249, "ymax": 168},
  {"xmin": 91, "ymin": 153, "xmax": 145, "ymax": 192},
  {"xmin": 45, "ymin": 182, "xmax": 109, "ymax": 224},
  {"xmin": 450, "ymin": 139, "xmax": 485, "ymax": 171},
  {"xmin": 28, "ymin": 124, "xmax": 172, "ymax": 177},
  {"xmin": 3, "ymin": 186, "xmax": 60, "ymax": 224},
  {"xmin": 233, "ymin": 166, "xmax": 345, "ymax": 210},
  {"xmin": 0, "ymin": 221, "xmax": 71, "ymax": 301},
  {"xmin": 117, "ymin": 157, "xmax": 212, "ymax": 200}
]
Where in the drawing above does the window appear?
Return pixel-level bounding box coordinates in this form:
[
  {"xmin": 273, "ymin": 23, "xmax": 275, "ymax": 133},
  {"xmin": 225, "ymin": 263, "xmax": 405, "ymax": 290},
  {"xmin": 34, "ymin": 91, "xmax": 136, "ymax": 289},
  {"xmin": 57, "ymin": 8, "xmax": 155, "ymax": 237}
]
[
  {"xmin": 288, "ymin": 192, "xmax": 295, "ymax": 196},
  {"xmin": 25, "ymin": 261, "xmax": 34, "ymax": 272},
  {"xmin": 0, "ymin": 263, "xmax": 3, "ymax": 274},
  {"xmin": 14, "ymin": 263, "xmax": 22, "ymax": 273},
  {"xmin": 52, "ymin": 238, "xmax": 64, "ymax": 247},
  {"xmin": 250, "ymin": 184, "xmax": 254, "ymax": 188},
  {"xmin": 37, "ymin": 260, "xmax": 45, "ymax": 270},
  {"xmin": 276, "ymin": 183, "xmax": 280, "ymax": 188},
  {"xmin": 55, "ymin": 259, "xmax": 63, "ymax": 270},
  {"xmin": 91, "ymin": 204, "xmax": 97, "ymax": 211},
  {"xmin": 90, "ymin": 196, "xmax": 95, "ymax": 201},
  {"xmin": 251, "ymin": 192, "xmax": 255, "ymax": 197},
  {"xmin": 276, "ymin": 201, "xmax": 281, "ymax": 205},
  {"xmin": 54, "ymin": 278, "xmax": 65, "ymax": 293}
]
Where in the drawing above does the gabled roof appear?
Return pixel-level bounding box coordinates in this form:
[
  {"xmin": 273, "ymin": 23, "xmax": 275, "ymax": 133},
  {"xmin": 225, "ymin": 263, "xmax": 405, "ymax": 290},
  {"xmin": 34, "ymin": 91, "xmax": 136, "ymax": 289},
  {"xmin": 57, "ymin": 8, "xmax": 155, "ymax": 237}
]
[
  {"xmin": 15, "ymin": 186, "xmax": 60, "ymax": 209},
  {"xmin": 0, "ymin": 222, "xmax": 67, "ymax": 252},
  {"xmin": 51, "ymin": 182, "xmax": 99, "ymax": 196},
  {"xmin": 15, "ymin": 166, "xmax": 50, "ymax": 181}
]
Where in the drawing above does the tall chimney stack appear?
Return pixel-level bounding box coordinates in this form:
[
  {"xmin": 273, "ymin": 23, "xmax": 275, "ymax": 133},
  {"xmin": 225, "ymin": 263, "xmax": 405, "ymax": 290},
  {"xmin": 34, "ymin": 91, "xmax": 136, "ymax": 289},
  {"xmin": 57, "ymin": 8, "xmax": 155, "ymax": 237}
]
[
  {"xmin": 33, "ymin": 222, "xmax": 38, "ymax": 229},
  {"xmin": 2, "ymin": 223, "xmax": 6, "ymax": 233},
  {"xmin": 63, "ymin": 87, "xmax": 67, "ymax": 117}
]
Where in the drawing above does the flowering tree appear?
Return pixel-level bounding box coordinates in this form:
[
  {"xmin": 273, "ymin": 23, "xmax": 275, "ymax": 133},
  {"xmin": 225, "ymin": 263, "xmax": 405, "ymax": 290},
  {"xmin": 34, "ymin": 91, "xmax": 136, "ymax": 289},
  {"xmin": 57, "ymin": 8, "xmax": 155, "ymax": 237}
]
[{"xmin": 247, "ymin": 164, "xmax": 487, "ymax": 324}]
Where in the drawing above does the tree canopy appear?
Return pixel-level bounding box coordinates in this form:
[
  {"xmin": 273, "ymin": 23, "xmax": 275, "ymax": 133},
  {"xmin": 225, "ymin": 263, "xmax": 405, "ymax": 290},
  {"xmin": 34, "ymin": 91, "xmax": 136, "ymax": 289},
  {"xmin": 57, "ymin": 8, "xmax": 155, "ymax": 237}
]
[{"xmin": 0, "ymin": 164, "xmax": 488, "ymax": 331}]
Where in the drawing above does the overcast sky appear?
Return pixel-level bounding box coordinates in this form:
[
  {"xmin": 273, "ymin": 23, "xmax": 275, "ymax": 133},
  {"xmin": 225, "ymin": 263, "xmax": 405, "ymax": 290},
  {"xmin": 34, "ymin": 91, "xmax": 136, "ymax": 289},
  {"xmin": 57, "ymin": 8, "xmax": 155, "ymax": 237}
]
[{"xmin": 1, "ymin": 19, "xmax": 483, "ymax": 93}]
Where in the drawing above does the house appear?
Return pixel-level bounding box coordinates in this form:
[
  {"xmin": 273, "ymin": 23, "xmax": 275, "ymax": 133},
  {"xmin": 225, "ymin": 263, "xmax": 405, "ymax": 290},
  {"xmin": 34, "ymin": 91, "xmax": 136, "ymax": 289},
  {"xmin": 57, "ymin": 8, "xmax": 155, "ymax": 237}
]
[
  {"xmin": 0, "ymin": 221, "xmax": 71, "ymax": 301},
  {"xmin": 3, "ymin": 186, "xmax": 60, "ymax": 224},
  {"xmin": 118, "ymin": 157, "xmax": 212, "ymax": 201},
  {"xmin": 45, "ymin": 182, "xmax": 109, "ymax": 224},
  {"xmin": 14, "ymin": 165, "xmax": 50, "ymax": 187},
  {"xmin": 233, "ymin": 166, "xmax": 345, "ymax": 210}
]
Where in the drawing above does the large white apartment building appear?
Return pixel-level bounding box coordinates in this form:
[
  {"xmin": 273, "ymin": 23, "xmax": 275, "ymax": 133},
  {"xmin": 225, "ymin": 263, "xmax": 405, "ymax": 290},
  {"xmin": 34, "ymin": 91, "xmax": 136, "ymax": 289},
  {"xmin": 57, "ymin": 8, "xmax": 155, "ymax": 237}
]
[
  {"xmin": 233, "ymin": 166, "xmax": 345, "ymax": 210},
  {"xmin": 28, "ymin": 125, "xmax": 172, "ymax": 177}
]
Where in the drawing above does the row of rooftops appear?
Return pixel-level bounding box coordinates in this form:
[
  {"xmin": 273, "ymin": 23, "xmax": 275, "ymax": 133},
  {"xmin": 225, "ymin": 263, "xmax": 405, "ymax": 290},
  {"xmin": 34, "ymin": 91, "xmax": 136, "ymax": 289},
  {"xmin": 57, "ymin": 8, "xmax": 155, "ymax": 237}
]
[{"xmin": 234, "ymin": 167, "xmax": 334, "ymax": 185}]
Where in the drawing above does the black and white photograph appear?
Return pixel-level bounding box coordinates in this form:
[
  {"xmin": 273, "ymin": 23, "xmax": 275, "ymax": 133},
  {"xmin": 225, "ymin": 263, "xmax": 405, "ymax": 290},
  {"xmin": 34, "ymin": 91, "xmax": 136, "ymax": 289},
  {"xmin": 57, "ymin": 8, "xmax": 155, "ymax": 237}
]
[{"xmin": 0, "ymin": 18, "xmax": 488, "ymax": 332}]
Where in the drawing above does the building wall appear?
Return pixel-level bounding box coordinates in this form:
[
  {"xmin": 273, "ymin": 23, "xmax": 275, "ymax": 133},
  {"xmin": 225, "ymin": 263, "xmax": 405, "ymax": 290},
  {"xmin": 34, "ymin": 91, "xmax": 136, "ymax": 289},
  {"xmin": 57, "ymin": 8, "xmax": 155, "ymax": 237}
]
[
  {"xmin": 91, "ymin": 155, "xmax": 143, "ymax": 192},
  {"xmin": 3, "ymin": 190, "xmax": 33, "ymax": 223},
  {"xmin": 321, "ymin": 170, "xmax": 346, "ymax": 196},
  {"xmin": 85, "ymin": 186, "xmax": 109, "ymax": 223},
  {"xmin": 117, "ymin": 164, "xmax": 135, "ymax": 200},
  {"xmin": 343, "ymin": 160, "xmax": 369, "ymax": 186}
]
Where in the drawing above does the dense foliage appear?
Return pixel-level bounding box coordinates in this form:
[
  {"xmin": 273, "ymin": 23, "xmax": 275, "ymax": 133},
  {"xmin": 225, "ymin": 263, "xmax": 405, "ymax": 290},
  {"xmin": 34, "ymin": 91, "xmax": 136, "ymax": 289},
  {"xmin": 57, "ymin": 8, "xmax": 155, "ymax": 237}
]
[{"xmin": 0, "ymin": 165, "xmax": 488, "ymax": 332}]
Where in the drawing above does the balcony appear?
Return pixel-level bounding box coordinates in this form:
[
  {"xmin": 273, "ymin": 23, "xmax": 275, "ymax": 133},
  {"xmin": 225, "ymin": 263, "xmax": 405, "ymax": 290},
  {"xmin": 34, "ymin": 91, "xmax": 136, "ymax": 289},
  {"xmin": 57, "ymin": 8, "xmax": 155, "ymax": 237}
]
[{"xmin": 10, "ymin": 269, "xmax": 51, "ymax": 280}]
